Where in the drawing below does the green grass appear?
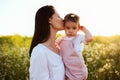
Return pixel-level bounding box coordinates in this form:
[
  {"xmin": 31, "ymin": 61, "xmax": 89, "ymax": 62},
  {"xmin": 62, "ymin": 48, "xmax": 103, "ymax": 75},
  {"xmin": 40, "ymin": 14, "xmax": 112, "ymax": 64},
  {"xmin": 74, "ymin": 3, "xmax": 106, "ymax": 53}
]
[{"xmin": 0, "ymin": 34, "xmax": 120, "ymax": 80}]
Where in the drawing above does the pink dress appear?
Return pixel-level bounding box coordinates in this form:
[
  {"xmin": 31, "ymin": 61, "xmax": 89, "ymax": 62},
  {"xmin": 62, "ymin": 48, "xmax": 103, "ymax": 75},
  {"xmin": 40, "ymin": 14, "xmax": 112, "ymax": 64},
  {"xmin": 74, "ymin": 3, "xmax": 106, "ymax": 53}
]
[{"xmin": 56, "ymin": 34, "xmax": 88, "ymax": 80}]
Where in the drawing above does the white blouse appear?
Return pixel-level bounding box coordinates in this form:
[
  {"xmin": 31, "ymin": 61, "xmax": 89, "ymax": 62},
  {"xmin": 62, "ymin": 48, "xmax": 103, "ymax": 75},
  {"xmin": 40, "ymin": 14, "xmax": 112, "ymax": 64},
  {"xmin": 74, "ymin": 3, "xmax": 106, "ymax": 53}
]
[{"xmin": 29, "ymin": 44, "xmax": 65, "ymax": 80}]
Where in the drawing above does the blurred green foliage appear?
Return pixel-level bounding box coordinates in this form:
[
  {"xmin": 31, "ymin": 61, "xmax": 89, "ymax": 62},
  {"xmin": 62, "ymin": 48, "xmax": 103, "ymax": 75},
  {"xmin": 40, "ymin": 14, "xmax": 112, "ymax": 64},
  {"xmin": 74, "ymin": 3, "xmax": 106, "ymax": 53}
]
[
  {"xmin": 0, "ymin": 35, "xmax": 31, "ymax": 80},
  {"xmin": 83, "ymin": 35, "xmax": 120, "ymax": 80},
  {"xmin": 0, "ymin": 34, "xmax": 120, "ymax": 80}
]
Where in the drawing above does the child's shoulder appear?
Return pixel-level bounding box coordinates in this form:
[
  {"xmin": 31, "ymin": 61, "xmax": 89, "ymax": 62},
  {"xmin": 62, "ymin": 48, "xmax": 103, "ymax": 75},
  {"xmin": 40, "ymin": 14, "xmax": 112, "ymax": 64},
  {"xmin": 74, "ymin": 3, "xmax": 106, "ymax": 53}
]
[
  {"xmin": 74, "ymin": 34, "xmax": 85, "ymax": 42},
  {"xmin": 76, "ymin": 34, "xmax": 85, "ymax": 38}
]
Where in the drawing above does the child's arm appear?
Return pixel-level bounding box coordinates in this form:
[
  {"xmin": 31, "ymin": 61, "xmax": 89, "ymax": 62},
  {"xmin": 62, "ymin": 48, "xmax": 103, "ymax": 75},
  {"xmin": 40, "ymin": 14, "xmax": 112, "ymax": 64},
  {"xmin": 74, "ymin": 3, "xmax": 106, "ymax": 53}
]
[
  {"xmin": 55, "ymin": 36, "xmax": 63, "ymax": 45},
  {"xmin": 55, "ymin": 36, "xmax": 63, "ymax": 49},
  {"xmin": 79, "ymin": 26, "xmax": 93, "ymax": 43}
]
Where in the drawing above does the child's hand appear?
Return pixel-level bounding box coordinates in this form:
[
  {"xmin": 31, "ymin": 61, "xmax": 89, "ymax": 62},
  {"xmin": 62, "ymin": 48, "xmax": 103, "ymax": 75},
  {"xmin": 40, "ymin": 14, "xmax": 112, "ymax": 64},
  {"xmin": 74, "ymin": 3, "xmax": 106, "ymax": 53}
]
[
  {"xmin": 79, "ymin": 25, "xmax": 84, "ymax": 29},
  {"xmin": 79, "ymin": 25, "xmax": 85, "ymax": 31},
  {"xmin": 79, "ymin": 25, "xmax": 93, "ymax": 42}
]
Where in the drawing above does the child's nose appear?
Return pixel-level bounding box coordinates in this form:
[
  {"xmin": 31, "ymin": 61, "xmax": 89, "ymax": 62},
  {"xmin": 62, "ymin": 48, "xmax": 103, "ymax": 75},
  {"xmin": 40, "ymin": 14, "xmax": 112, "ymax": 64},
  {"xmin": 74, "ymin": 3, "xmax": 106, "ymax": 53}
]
[{"xmin": 69, "ymin": 29, "xmax": 73, "ymax": 33}]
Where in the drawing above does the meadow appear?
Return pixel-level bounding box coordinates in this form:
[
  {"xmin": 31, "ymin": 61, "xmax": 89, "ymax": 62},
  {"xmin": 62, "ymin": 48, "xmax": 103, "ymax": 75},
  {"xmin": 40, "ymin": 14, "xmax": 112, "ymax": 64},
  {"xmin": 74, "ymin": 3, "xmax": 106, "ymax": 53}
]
[{"xmin": 0, "ymin": 34, "xmax": 120, "ymax": 80}]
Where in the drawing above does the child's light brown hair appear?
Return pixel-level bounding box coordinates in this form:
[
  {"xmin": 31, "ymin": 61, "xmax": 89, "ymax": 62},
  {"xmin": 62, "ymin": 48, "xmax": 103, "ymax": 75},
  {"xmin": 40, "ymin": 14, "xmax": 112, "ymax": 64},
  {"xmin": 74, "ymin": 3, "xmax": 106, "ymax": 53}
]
[{"xmin": 64, "ymin": 13, "xmax": 80, "ymax": 26}]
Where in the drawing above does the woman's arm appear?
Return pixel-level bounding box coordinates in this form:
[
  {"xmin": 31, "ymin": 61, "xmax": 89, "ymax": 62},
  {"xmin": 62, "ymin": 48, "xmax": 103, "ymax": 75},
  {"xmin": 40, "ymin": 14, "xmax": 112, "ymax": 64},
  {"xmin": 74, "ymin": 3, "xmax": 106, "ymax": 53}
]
[{"xmin": 29, "ymin": 46, "xmax": 50, "ymax": 80}]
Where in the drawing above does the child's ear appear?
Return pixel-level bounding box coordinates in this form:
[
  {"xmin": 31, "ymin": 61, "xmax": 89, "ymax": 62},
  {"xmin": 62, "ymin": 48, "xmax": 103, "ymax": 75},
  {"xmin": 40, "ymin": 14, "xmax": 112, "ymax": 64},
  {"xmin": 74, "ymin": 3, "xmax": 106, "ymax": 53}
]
[
  {"xmin": 78, "ymin": 23, "xmax": 80, "ymax": 27},
  {"xmin": 78, "ymin": 23, "xmax": 81, "ymax": 30}
]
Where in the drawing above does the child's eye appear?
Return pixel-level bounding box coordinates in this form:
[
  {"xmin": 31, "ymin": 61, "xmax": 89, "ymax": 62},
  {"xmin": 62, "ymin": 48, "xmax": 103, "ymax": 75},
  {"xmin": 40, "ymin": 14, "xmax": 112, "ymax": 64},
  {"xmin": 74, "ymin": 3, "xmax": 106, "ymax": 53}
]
[
  {"xmin": 73, "ymin": 27, "xmax": 76, "ymax": 30},
  {"xmin": 66, "ymin": 27, "xmax": 70, "ymax": 29}
]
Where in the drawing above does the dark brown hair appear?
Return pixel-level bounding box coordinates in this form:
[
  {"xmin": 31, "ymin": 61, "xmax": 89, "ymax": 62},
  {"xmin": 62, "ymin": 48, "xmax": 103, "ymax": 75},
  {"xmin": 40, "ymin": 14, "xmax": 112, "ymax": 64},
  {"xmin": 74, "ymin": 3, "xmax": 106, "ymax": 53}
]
[
  {"xmin": 29, "ymin": 5, "xmax": 55, "ymax": 56},
  {"xmin": 64, "ymin": 13, "xmax": 80, "ymax": 26}
]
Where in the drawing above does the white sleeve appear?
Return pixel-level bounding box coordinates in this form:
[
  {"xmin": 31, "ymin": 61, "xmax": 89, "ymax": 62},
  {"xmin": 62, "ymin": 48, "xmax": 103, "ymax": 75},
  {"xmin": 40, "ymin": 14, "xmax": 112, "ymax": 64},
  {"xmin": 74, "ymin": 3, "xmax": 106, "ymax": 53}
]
[
  {"xmin": 29, "ymin": 46, "xmax": 50, "ymax": 80},
  {"xmin": 73, "ymin": 35, "xmax": 85, "ymax": 53},
  {"xmin": 78, "ymin": 34, "xmax": 85, "ymax": 43}
]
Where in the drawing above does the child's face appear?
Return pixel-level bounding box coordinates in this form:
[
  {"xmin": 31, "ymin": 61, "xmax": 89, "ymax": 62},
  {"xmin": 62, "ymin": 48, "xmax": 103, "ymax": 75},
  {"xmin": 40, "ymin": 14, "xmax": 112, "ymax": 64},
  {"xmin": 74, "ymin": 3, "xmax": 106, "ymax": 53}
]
[{"xmin": 64, "ymin": 21, "xmax": 79, "ymax": 37}]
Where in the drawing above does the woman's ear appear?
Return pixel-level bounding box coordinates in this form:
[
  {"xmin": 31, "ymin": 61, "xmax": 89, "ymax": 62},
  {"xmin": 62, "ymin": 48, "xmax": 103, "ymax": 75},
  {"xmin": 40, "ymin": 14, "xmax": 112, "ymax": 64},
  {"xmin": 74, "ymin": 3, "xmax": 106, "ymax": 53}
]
[{"xmin": 49, "ymin": 18, "xmax": 52, "ymax": 24}]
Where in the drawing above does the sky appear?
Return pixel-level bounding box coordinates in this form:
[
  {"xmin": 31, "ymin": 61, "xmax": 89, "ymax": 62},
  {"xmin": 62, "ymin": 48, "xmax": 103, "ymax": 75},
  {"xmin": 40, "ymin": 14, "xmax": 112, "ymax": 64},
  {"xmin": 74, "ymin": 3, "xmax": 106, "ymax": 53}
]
[{"xmin": 0, "ymin": 0, "xmax": 120, "ymax": 36}]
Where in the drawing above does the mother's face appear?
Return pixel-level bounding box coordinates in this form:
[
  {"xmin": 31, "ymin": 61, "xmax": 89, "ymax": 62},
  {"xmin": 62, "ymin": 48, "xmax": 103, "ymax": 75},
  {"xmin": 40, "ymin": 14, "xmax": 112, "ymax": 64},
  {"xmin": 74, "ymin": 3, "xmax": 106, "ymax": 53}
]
[{"xmin": 49, "ymin": 10, "xmax": 64, "ymax": 30}]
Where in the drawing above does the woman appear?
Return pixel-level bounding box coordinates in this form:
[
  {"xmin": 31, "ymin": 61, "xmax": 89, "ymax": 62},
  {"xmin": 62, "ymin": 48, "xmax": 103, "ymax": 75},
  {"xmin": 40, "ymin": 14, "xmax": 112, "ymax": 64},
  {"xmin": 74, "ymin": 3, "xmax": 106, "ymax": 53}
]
[{"xmin": 29, "ymin": 5, "xmax": 65, "ymax": 80}]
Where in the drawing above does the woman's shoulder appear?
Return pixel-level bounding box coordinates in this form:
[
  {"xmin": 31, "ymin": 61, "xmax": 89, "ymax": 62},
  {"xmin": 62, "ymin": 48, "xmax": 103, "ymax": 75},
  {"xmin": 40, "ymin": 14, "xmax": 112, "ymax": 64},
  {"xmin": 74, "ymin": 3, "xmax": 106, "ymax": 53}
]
[
  {"xmin": 33, "ymin": 44, "xmax": 45, "ymax": 51},
  {"xmin": 31, "ymin": 44, "xmax": 47, "ymax": 57}
]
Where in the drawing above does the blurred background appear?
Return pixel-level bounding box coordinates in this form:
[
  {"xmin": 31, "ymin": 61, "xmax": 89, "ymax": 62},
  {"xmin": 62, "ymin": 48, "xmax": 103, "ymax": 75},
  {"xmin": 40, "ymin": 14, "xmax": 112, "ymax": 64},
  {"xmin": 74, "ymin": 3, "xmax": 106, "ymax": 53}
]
[
  {"xmin": 0, "ymin": 0, "xmax": 120, "ymax": 36},
  {"xmin": 0, "ymin": 0, "xmax": 120, "ymax": 80}
]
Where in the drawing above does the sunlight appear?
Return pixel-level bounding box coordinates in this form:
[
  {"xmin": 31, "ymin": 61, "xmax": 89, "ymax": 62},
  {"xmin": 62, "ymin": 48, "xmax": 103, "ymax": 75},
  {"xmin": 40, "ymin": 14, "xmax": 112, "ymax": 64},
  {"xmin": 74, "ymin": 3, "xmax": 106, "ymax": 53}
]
[{"xmin": 0, "ymin": 0, "xmax": 120, "ymax": 36}]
